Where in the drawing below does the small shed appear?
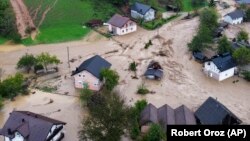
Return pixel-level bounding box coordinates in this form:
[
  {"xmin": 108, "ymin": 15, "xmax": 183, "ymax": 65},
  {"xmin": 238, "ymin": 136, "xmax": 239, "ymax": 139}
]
[
  {"xmin": 195, "ymin": 97, "xmax": 242, "ymax": 125},
  {"xmin": 193, "ymin": 52, "xmax": 207, "ymax": 63},
  {"xmin": 144, "ymin": 61, "xmax": 163, "ymax": 80}
]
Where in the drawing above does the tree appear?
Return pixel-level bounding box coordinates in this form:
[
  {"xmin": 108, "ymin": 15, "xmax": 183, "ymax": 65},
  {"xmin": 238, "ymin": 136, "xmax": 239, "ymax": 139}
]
[
  {"xmin": 17, "ymin": 54, "xmax": 37, "ymax": 73},
  {"xmin": 192, "ymin": 0, "xmax": 206, "ymax": 8},
  {"xmin": 237, "ymin": 30, "xmax": 249, "ymax": 42},
  {"xmin": 246, "ymin": 8, "xmax": 250, "ymax": 22},
  {"xmin": 174, "ymin": 0, "xmax": 183, "ymax": 11},
  {"xmin": 0, "ymin": 73, "xmax": 26, "ymax": 99},
  {"xmin": 129, "ymin": 61, "xmax": 137, "ymax": 72},
  {"xmin": 142, "ymin": 124, "xmax": 166, "ymax": 141},
  {"xmin": 79, "ymin": 91, "xmax": 129, "ymax": 141},
  {"xmin": 36, "ymin": 52, "xmax": 60, "ymax": 72},
  {"xmin": 100, "ymin": 69, "xmax": 119, "ymax": 91},
  {"xmin": 218, "ymin": 36, "xmax": 233, "ymax": 54},
  {"xmin": 242, "ymin": 71, "xmax": 250, "ymax": 81},
  {"xmin": 200, "ymin": 8, "xmax": 218, "ymax": 30},
  {"xmin": 208, "ymin": 0, "xmax": 216, "ymax": 7},
  {"xmin": 233, "ymin": 47, "xmax": 250, "ymax": 65},
  {"xmin": 188, "ymin": 35, "xmax": 203, "ymax": 52}
]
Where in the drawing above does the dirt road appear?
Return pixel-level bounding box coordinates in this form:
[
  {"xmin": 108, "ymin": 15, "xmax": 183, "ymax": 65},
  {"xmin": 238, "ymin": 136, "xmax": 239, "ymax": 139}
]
[{"xmin": 10, "ymin": 0, "xmax": 36, "ymax": 38}]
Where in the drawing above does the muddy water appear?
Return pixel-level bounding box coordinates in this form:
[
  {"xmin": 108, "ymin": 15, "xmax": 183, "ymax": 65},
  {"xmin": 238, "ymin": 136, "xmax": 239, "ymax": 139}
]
[{"xmin": 0, "ymin": 90, "xmax": 84, "ymax": 141}]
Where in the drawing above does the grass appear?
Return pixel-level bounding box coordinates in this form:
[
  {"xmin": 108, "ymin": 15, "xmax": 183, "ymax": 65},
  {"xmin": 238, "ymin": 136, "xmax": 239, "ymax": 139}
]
[
  {"xmin": 23, "ymin": 0, "xmax": 117, "ymax": 45},
  {"xmin": 137, "ymin": 84, "xmax": 149, "ymax": 95},
  {"xmin": 39, "ymin": 86, "xmax": 57, "ymax": 93},
  {"xmin": 142, "ymin": 14, "xmax": 180, "ymax": 30},
  {"xmin": 0, "ymin": 37, "xmax": 7, "ymax": 45},
  {"xmin": 182, "ymin": 0, "xmax": 207, "ymax": 12}
]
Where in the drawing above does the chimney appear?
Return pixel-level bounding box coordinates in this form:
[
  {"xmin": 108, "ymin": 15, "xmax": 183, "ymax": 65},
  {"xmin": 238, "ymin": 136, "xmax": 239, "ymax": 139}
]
[
  {"xmin": 22, "ymin": 119, "xmax": 25, "ymax": 123},
  {"xmin": 7, "ymin": 128, "xmax": 12, "ymax": 135}
]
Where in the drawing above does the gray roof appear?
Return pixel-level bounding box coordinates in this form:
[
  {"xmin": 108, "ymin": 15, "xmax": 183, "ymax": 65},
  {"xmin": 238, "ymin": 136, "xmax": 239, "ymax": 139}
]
[
  {"xmin": 0, "ymin": 111, "xmax": 66, "ymax": 141},
  {"xmin": 236, "ymin": 0, "xmax": 250, "ymax": 4},
  {"xmin": 140, "ymin": 103, "xmax": 158, "ymax": 126},
  {"xmin": 131, "ymin": 2, "xmax": 153, "ymax": 15},
  {"xmin": 226, "ymin": 10, "xmax": 245, "ymax": 19},
  {"xmin": 140, "ymin": 104, "xmax": 196, "ymax": 130},
  {"xmin": 108, "ymin": 14, "xmax": 130, "ymax": 28},
  {"xmin": 175, "ymin": 105, "xmax": 196, "ymax": 125},
  {"xmin": 144, "ymin": 61, "xmax": 163, "ymax": 79},
  {"xmin": 210, "ymin": 53, "xmax": 237, "ymax": 72},
  {"xmin": 195, "ymin": 97, "xmax": 242, "ymax": 125},
  {"xmin": 72, "ymin": 55, "xmax": 111, "ymax": 79}
]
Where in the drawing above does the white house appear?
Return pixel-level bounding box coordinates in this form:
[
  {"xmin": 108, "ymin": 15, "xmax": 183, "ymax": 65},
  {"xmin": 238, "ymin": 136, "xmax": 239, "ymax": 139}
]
[
  {"xmin": 0, "ymin": 111, "xmax": 66, "ymax": 141},
  {"xmin": 72, "ymin": 55, "xmax": 111, "ymax": 91},
  {"xmin": 131, "ymin": 2, "xmax": 156, "ymax": 22},
  {"xmin": 107, "ymin": 14, "xmax": 137, "ymax": 35},
  {"xmin": 203, "ymin": 53, "xmax": 237, "ymax": 81},
  {"xmin": 223, "ymin": 10, "xmax": 245, "ymax": 24}
]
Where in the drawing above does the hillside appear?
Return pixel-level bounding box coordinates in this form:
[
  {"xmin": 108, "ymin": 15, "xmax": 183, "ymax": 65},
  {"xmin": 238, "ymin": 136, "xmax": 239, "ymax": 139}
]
[{"xmin": 22, "ymin": 0, "xmax": 117, "ymax": 45}]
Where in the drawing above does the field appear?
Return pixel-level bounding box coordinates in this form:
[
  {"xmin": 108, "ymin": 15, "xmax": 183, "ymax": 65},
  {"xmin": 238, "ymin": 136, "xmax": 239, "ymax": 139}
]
[
  {"xmin": 22, "ymin": 0, "xmax": 117, "ymax": 45},
  {"xmin": 0, "ymin": 37, "xmax": 7, "ymax": 45},
  {"xmin": 182, "ymin": 0, "xmax": 207, "ymax": 12}
]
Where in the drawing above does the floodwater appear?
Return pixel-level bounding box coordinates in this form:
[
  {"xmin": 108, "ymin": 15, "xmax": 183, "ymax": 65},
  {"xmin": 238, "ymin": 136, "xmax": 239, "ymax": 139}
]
[{"xmin": 0, "ymin": 90, "xmax": 84, "ymax": 141}]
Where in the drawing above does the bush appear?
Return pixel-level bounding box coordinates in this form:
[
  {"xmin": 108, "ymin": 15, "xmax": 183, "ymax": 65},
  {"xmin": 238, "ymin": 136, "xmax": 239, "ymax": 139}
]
[
  {"xmin": 233, "ymin": 47, "xmax": 250, "ymax": 65},
  {"xmin": 0, "ymin": 96, "xmax": 3, "ymax": 109},
  {"xmin": 39, "ymin": 86, "xmax": 57, "ymax": 93},
  {"xmin": 129, "ymin": 61, "xmax": 137, "ymax": 72},
  {"xmin": 242, "ymin": 71, "xmax": 250, "ymax": 81},
  {"xmin": 237, "ymin": 30, "xmax": 249, "ymax": 42},
  {"xmin": 137, "ymin": 84, "xmax": 150, "ymax": 95},
  {"xmin": 100, "ymin": 69, "xmax": 119, "ymax": 91},
  {"xmin": 143, "ymin": 124, "xmax": 166, "ymax": 141},
  {"xmin": 80, "ymin": 87, "xmax": 93, "ymax": 102},
  {"xmin": 17, "ymin": 54, "xmax": 37, "ymax": 73}
]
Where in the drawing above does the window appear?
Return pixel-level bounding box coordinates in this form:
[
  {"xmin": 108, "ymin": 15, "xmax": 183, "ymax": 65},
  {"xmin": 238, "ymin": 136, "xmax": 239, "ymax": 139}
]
[
  {"xmin": 78, "ymin": 81, "xmax": 82, "ymax": 84},
  {"xmin": 122, "ymin": 30, "xmax": 124, "ymax": 33},
  {"xmin": 79, "ymin": 74, "xmax": 81, "ymax": 77}
]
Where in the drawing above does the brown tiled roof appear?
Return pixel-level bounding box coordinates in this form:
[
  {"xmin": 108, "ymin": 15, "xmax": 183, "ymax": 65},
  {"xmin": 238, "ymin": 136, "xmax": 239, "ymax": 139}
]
[
  {"xmin": 0, "ymin": 111, "xmax": 66, "ymax": 141},
  {"xmin": 108, "ymin": 14, "xmax": 130, "ymax": 28}
]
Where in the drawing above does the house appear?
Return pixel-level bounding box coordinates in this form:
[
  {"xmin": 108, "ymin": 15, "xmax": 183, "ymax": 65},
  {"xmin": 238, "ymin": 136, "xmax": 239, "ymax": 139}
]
[
  {"xmin": 144, "ymin": 61, "xmax": 163, "ymax": 80},
  {"xmin": 203, "ymin": 53, "xmax": 237, "ymax": 81},
  {"xmin": 223, "ymin": 10, "xmax": 245, "ymax": 24},
  {"xmin": 140, "ymin": 104, "xmax": 196, "ymax": 133},
  {"xmin": 193, "ymin": 52, "xmax": 207, "ymax": 63},
  {"xmin": 0, "ymin": 111, "xmax": 66, "ymax": 141},
  {"xmin": 195, "ymin": 97, "xmax": 242, "ymax": 125},
  {"xmin": 235, "ymin": 0, "xmax": 250, "ymax": 6},
  {"xmin": 131, "ymin": 2, "xmax": 156, "ymax": 22},
  {"xmin": 72, "ymin": 55, "xmax": 111, "ymax": 91},
  {"xmin": 107, "ymin": 14, "xmax": 137, "ymax": 35}
]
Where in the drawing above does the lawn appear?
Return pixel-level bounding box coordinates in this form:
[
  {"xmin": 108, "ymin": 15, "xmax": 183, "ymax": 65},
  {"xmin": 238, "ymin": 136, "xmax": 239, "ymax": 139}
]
[
  {"xmin": 182, "ymin": 0, "xmax": 207, "ymax": 12},
  {"xmin": 23, "ymin": 0, "xmax": 117, "ymax": 45},
  {"xmin": 0, "ymin": 37, "xmax": 7, "ymax": 45}
]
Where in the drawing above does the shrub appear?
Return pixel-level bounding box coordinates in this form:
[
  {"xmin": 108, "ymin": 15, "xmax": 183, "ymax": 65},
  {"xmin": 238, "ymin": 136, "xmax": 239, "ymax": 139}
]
[
  {"xmin": 242, "ymin": 71, "xmax": 250, "ymax": 81},
  {"xmin": 100, "ymin": 69, "xmax": 119, "ymax": 91},
  {"xmin": 137, "ymin": 84, "xmax": 150, "ymax": 95},
  {"xmin": 0, "ymin": 96, "xmax": 3, "ymax": 109},
  {"xmin": 80, "ymin": 87, "xmax": 93, "ymax": 102},
  {"xmin": 129, "ymin": 61, "xmax": 137, "ymax": 71},
  {"xmin": 39, "ymin": 86, "xmax": 57, "ymax": 93},
  {"xmin": 233, "ymin": 47, "xmax": 250, "ymax": 65},
  {"xmin": 17, "ymin": 54, "xmax": 37, "ymax": 73},
  {"xmin": 143, "ymin": 124, "xmax": 166, "ymax": 141},
  {"xmin": 237, "ymin": 30, "xmax": 249, "ymax": 42}
]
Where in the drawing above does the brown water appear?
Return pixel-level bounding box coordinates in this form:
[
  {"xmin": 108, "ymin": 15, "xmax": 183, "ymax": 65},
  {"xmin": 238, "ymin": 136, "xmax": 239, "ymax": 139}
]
[{"xmin": 0, "ymin": 90, "xmax": 84, "ymax": 141}]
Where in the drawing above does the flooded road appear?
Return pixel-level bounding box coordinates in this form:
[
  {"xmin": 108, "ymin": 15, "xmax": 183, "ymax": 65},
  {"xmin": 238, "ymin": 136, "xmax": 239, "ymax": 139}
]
[{"xmin": 0, "ymin": 90, "xmax": 84, "ymax": 141}]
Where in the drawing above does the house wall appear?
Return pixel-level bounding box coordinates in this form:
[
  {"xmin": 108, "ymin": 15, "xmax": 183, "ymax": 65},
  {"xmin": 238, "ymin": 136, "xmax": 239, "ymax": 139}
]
[
  {"xmin": 4, "ymin": 132, "xmax": 24, "ymax": 141},
  {"xmin": 131, "ymin": 9, "xmax": 155, "ymax": 21},
  {"xmin": 223, "ymin": 16, "xmax": 243, "ymax": 24},
  {"xmin": 203, "ymin": 61, "xmax": 236, "ymax": 81},
  {"xmin": 46, "ymin": 124, "xmax": 64, "ymax": 141},
  {"xmin": 74, "ymin": 70, "xmax": 102, "ymax": 91},
  {"xmin": 108, "ymin": 21, "xmax": 137, "ymax": 35}
]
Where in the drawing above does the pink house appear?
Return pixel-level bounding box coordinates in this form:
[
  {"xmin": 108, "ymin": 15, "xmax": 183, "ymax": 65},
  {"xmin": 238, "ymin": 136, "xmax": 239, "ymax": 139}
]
[{"xmin": 72, "ymin": 55, "xmax": 111, "ymax": 91}]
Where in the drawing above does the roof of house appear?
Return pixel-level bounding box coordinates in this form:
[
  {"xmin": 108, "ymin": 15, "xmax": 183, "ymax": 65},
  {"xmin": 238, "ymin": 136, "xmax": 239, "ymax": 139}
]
[
  {"xmin": 72, "ymin": 55, "xmax": 111, "ymax": 79},
  {"xmin": 210, "ymin": 53, "xmax": 237, "ymax": 72},
  {"xmin": 131, "ymin": 2, "xmax": 153, "ymax": 15},
  {"xmin": 144, "ymin": 61, "xmax": 163, "ymax": 78},
  {"xmin": 236, "ymin": 0, "xmax": 250, "ymax": 4},
  {"xmin": 140, "ymin": 103, "xmax": 158, "ymax": 126},
  {"xmin": 108, "ymin": 14, "xmax": 130, "ymax": 28},
  {"xmin": 225, "ymin": 10, "xmax": 245, "ymax": 19},
  {"xmin": 175, "ymin": 105, "xmax": 196, "ymax": 125},
  {"xmin": 195, "ymin": 97, "xmax": 242, "ymax": 125},
  {"xmin": 140, "ymin": 104, "xmax": 196, "ymax": 129},
  {"xmin": 193, "ymin": 52, "xmax": 206, "ymax": 61},
  {"xmin": 0, "ymin": 111, "xmax": 66, "ymax": 141}
]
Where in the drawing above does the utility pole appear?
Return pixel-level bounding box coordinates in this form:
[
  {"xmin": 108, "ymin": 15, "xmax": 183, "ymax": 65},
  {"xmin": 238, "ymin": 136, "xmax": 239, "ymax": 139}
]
[{"xmin": 67, "ymin": 46, "xmax": 70, "ymax": 69}]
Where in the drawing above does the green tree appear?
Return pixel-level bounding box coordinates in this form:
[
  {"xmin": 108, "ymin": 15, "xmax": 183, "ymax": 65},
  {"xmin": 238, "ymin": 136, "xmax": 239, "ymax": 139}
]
[
  {"xmin": 17, "ymin": 54, "xmax": 37, "ymax": 73},
  {"xmin": 0, "ymin": 73, "xmax": 26, "ymax": 99},
  {"xmin": 200, "ymin": 8, "xmax": 218, "ymax": 30},
  {"xmin": 237, "ymin": 30, "xmax": 249, "ymax": 41},
  {"xmin": 79, "ymin": 91, "xmax": 129, "ymax": 141},
  {"xmin": 143, "ymin": 124, "xmax": 166, "ymax": 141},
  {"xmin": 246, "ymin": 8, "xmax": 250, "ymax": 22},
  {"xmin": 188, "ymin": 35, "xmax": 203, "ymax": 52},
  {"xmin": 174, "ymin": 0, "xmax": 183, "ymax": 11},
  {"xmin": 80, "ymin": 86, "xmax": 93, "ymax": 102},
  {"xmin": 0, "ymin": 96, "xmax": 3, "ymax": 109},
  {"xmin": 192, "ymin": 0, "xmax": 206, "ymax": 8},
  {"xmin": 233, "ymin": 47, "xmax": 250, "ymax": 65},
  {"xmin": 36, "ymin": 52, "xmax": 60, "ymax": 72},
  {"xmin": 100, "ymin": 69, "xmax": 119, "ymax": 91},
  {"xmin": 242, "ymin": 71, "xmax": 250, "ymax": 81},
  {"xmin": 218, "ymin": 36, "xmax": 233, "ymax": 54},
  {"xmin": 240, "ymin": 4, "xmax": 248, "ymax": 10},
  {"xmin": 208, "ymin": 0, "xmax": 216, "ymax": 7},
  {"xmin": 129, "ymin": 61, "xmax": 137, "ymax": 72}
]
